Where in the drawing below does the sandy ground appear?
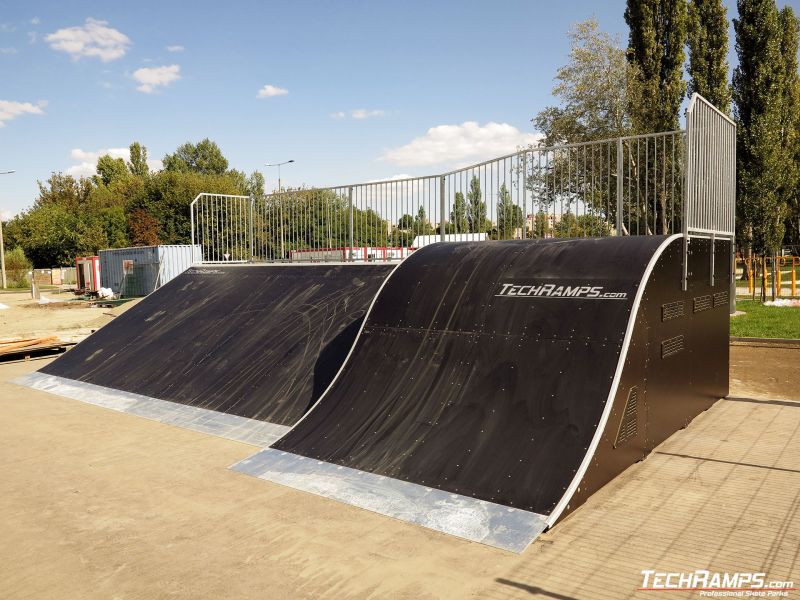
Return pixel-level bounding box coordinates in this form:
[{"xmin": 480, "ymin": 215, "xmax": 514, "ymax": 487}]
[
  {"xmin": 0, "ymin": 290, "xmax": 141, "ymax": 341},
  {"xmin": 0, "ymin": 345, "xmax": 798, "ymax": 599}
]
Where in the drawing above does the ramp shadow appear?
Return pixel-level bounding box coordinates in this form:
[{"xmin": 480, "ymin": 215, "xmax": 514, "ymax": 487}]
[
  {"xmin": 495, "ymin": 578, "xmax": 579, "ymax": 600},
  {"xmin": 309, "ymin": 315, "xmax": 365, "ymax": 413}
]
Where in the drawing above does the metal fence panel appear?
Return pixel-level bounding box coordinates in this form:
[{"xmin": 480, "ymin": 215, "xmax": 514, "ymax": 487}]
[{"xmin": 684, "ymin": 93, "xmax": 736, "ymax": 239}]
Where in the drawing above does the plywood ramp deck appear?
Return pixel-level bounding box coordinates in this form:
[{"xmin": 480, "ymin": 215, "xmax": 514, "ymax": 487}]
[{"xmin": 1, "ymin": 345, "xmax": 798, "ymax": 600}]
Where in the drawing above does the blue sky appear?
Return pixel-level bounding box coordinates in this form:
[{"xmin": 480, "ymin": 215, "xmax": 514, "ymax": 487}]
[{"xmin": 0, "ymin": 0, "xmax": 786, "ymax": 217}]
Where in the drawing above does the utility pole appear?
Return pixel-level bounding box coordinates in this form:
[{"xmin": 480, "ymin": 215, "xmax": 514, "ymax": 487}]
[{"xmin": 0, "ymin": 170, "xmax": 15, "ymax": 289}]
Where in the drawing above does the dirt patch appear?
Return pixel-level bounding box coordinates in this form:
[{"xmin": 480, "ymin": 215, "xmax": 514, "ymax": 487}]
[
  {"xmin": 730, "ymin": 344, "xmax": 800, "ymax": 400},
  {"xmin": 0, "ymin": 290, "xmax": 141, "ymax": 341},
  {"xmin": 22, "ymin": 301, "xmax": 91, "ymax": 310}
]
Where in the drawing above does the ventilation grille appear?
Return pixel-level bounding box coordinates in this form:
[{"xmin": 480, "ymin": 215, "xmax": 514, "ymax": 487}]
[
  {"xmin": 614, "ymin": 386, "xmax": 638, "ymax": 448},
  {"xmin": 713, "ymin": 291, "xmax": 729, "ymax": 307},
  {"xmin": 661, "ymin": 300, "xmax": 684, "ymax": 322},
  {"xmin": 693, "ymin": 295, "xmax": 713, "ymax": 312},
  {"xmin": 661, "ymin": 335, "xmax": 685, "ymax": 358}
]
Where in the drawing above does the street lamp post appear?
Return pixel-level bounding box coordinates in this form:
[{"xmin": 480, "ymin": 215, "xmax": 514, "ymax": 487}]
[
  {"xmin": 265, "ymin": 160, "xmax": 295, "ymax": 260},
  {"xmin": 0, "ymin": 170, "xmax": 15, "ymax": 290}
]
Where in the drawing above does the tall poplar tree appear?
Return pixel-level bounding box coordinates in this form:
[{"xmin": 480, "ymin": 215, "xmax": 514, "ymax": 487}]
[
  {"xmin": 777, "ymin": 6, "xmax": 800, "ymax": 247},
  {"xmin": 733, "ymin": 0, "xmax": 787, "ymax": 265},
  {"xmin": 687, "ymin": 0, "xmax": 732, "ymax": 113},
  {"xmin": 624, "ymin": 0, "xmax": 688, "ymax": 133}
]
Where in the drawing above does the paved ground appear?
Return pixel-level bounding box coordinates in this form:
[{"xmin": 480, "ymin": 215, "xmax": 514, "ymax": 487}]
[{"xmin": 1, "ymin": 345, "xmax": 798, "ymax": 599}]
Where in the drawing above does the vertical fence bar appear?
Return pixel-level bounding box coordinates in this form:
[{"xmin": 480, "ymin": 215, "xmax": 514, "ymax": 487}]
[
  {"xmin": 439, "ymin": 176, "xmax": 445, "ymax": 242},
  {"xmin": 348, "ymin": 186, "xmax": 354, "ymax": 261}
]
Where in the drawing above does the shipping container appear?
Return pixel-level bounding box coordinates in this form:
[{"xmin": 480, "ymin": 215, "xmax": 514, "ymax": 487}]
[{"xmin": 99, "ymin": 245, "xmax": 201, "ymax": 297}]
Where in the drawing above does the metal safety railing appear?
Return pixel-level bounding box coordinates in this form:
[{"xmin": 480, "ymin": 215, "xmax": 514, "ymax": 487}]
[
  {"xmin": 191, "ymin": 133, "xmax": 686, "ymax": 263},
  {"xmin": 190, "ymin": 94, "xmax": 733, "ymax": 264}
]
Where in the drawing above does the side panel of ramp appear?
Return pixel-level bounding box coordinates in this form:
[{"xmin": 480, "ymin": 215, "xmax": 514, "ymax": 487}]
[
  {"xmin": 235, "ymin": 236, "xmax": 730, "ymax": 551},
  {"xmin": 37, "ymin": 264, "xmax": 393, "ymax": 426}
]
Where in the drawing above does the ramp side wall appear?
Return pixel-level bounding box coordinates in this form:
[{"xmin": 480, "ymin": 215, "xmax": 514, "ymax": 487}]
[{"xmin": 555, "ymin": 236, "xmax": 730, "ymax": 524}]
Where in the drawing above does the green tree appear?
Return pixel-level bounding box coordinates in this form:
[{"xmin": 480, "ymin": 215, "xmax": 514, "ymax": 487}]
[
  {"xmin": 625, "ymin": 0, "xmax": 688, "ymax": 133},
  {"xmin": 95, "ymin": 155, "xmax": 129, "ymax": 186},
  {"xmin": 413, "ymin": 206, "xmax": 435, "ymax": 236},
  {"xmin": 733, "ymin": 0, "xmax": 792, "ymax": 265},
  {"xmin": 127, "ymin": 142, "xmax": 150, "ymax": 177},
  {"xmin": 247, "ymin": 171, "xmax": 266, "ymax": 200},
  {"xmin": 496, "ymin": 184, "xmax": 524, "ymax": 239},
  {"xmin": 553, "ymin": 212, "xmax": 612, "ymax": 237},
  {"xmin": 531, "ymin": 211, "xmax": 551, "ymax": 238},
  {"xmin": 5, "ymin": 203, "xmax": 80, "ymax": 266},
  {"xmin": 397, "ymin": 213, "xmax": 414, "ymax": 230},
  {"xmin": 778, "ymin": 6, "xmax": 800, "ymax": 248},
  {"xmin": 534, "ymin": 18, "xmax": 632, "ymax": 145},
  {"xmin": 449, "ymin": 192, "xmax": 469, "ymax": 233},
  {"xmin": 4, "ymin": 247, "xmax": 32, "ymax": 288},
  {"xmin": 466, "ymin": 176, "xmax": 488, "ymax": 233},
  {"xmin": 33, "ymin": 172, "xmax": 93, "ymax": 211},
  {"xmin": 162, "ymin": 138, "xmax": 229, "ymax": 175},
  {"xmin": 625, "ymin": 0, "xmax": 687, "ymax": 234},
  {"xmin": 687, "ymin": 0, "xmax": 732, "ymax": 113}
]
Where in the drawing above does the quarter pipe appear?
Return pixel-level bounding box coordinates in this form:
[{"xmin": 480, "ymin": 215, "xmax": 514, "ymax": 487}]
[
  {"xmin": 233, "ymin": 235, "xmax": 730, "ymax": 550},
  {"xmin": 17, "ymin": 264, "xmax": 393, "ymax": 444}
]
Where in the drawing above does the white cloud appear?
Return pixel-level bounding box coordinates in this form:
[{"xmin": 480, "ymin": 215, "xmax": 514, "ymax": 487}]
[
  {"xmin": 30, "ymin": 17, "xmax": 40, "ymax": 25},
  {"xmin": 166, "ymin": 45, "xmax": 184, "ymax": 53},
  {"xmin": 381, "ymin": 121, "xmax": 541, "ymax": 167},
  {"xmin": 0, "ymin": 47, "xmax": 17, "ymax": 54},
  {"xmin": 0, "ymin": 208, "xmax": 17, "ymax": 221},
  {"xmin": 28, "ymin": 31, "xmax": 37, "ymax": 44},
  {"xmin": 45, "ymin": 18, "xmax": 130, "ymax": 62},
  {"xmin": 66, "ymin": 147, "xmax": 162, "ymax": 178},
  {"xmin": 352, "ymin": 108, "xmax": 385, "ymax": 119},
  {"xmin": 0, "ymin": 99, "xmax": 46, "ymax": 127},
  {"xmin": 0, "ymin": 24, "xmax": 16, "ymax": 33},
  {"xmin": 133, "ymin": 64, "xmax": 181, "ymax": 93},
  {"xmin": 257, "ymin": 84, "xmax": 288, "ymax": 98},
  {"xmin": 331, "ymin": 111, "xmax": 346, "ymax": 119}
]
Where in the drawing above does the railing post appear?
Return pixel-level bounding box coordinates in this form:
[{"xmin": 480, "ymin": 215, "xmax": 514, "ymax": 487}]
[
  {"xmin": 616, "ymin": 138, "xmax": 623, "ymax": 236},
  {"xmin": 348, "ymin": 186, "xmax": 354, "ymax": 261},
  {"xmin": 279, "ymin": 193, "xmax": 285, "ymax": 260},
  {"xmin": 249, "ymin": 195, "xmax": 254, "ymax": 262},
  {"xmin": 190, "ymin": 198, "xmax": 196, "ymax": 252},
  {"xmin": 439, "ymin": 176, "xmax": 445, "ymax": 242}
]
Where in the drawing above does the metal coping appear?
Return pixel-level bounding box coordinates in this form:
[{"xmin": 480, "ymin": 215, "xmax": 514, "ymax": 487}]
[
  {"xmin": 186, "ymin": 261, "xmax": 398, "ymax": 268},
  {"xmin": 12, "ymin": 372, "xmax": 290, "ymax": 448},
  {"xmin": 230, "ymin": 447, "xmax": 548, "ymax": 553}
]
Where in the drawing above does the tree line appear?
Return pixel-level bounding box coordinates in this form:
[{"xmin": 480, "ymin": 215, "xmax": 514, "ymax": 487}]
[
  {"xmin": 535, "ymin": 0, "xmax": 799, "ymax": 259},
  {"xmin": 5, "ymin": 139, "xmax": 264, "ymax": 267}
]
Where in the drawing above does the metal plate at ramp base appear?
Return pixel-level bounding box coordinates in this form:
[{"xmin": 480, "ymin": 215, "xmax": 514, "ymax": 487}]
[
  {"xmin": 230, "ymin": 448, "xmax": 548, "ymax": 553},
  {"xmin": 13, "ymin": 372, "xmax": 290, "ymax": 447}
]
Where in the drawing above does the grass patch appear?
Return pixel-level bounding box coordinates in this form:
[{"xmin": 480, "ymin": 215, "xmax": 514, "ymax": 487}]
[{"xmin": 730, "ymin": 300, "xmax": 800, "ymax": 339}]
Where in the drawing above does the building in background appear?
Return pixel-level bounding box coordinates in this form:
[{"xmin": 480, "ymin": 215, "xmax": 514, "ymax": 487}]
[{"xmin": 99, "ymin": 245, "xmax": 201, "ymax": 297}]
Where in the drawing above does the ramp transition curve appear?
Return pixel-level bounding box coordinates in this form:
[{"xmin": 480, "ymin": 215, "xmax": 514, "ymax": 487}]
[{"xmin": 233, "ymin": 235, "xmax": 730, "ymax": 551}]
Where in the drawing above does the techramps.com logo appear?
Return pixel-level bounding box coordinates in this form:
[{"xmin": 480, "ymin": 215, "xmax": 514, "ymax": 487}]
[
  {"xmin": 494, "ymin": 282, "xmax": 628, "ymax": 300},
  {"xmin": 638, "ymin": 569, "xmax": 796, "ymax": 597}
]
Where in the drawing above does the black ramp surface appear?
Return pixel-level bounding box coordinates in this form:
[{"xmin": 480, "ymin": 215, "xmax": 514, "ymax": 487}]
[
  {"xmin": 272, "ymin": 237, "xmax": 668, "ymax": 514},
  {"xmin": 41, "ymin": 264, "xmax": 392, "ymax": 425}
]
